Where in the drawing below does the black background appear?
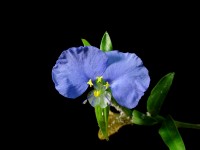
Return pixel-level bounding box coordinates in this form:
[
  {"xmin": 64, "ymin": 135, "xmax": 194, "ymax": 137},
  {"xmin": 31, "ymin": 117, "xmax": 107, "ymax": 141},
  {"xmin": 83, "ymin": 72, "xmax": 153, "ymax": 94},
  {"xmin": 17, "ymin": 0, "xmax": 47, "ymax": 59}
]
[{"xmin": 7, "ymin": 3, "xmax": 199, "ymax": 149}]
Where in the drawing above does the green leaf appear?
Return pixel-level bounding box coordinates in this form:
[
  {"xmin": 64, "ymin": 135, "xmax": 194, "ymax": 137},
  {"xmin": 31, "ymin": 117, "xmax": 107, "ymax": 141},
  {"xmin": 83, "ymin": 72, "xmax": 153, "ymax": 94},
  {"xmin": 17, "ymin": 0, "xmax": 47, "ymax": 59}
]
[
  {"xmin": 100, "ymin": 31, "xmax": 113, "ymax": 52},
  {"xmin": 81, "ymin": 39, "xmax": 91, "ymax": 46},
  {"xmin": 95, "ymin": 105, "xmax": 110, "ymax": 141},
  {"xmin": 132, "ymin": 110, "xmax": 158, "ymax": 125},
  {"xmin": 147, "ymin": 72, "xmax": 175, "ymax": 116},
  {"xmin": 159, "ymin": 116, "xmax": 186, "ymax": 150}
]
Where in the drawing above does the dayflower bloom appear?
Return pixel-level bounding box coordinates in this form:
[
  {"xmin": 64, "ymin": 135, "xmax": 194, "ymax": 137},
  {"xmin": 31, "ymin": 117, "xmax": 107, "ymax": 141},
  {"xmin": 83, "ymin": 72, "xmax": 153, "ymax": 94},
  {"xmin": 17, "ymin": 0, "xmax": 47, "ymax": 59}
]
[{"xmin": 52, "ymin": 46, "xmax": 150, "ymax": 109}]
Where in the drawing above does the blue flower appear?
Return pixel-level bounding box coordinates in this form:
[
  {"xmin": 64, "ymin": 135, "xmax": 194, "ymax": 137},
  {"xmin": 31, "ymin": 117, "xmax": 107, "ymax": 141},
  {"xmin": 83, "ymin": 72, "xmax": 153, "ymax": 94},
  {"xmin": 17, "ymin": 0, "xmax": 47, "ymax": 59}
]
[{"xmin": 52, "ymin": 46, "xmax": 150, "ymax": 109}]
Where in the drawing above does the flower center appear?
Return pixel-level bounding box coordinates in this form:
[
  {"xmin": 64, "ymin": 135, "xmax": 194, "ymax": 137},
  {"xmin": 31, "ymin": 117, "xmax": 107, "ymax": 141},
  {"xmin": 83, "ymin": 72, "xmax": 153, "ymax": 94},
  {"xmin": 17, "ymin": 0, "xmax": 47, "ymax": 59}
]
[{"xmin": 86, "ymin": 76, "xmax": 111, "ymax": 108}]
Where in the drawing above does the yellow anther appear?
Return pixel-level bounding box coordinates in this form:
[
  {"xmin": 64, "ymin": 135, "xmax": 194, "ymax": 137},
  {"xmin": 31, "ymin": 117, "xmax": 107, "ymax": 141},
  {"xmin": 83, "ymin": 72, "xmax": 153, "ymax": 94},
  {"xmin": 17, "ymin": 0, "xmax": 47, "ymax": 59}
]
[
  {"xmin": 104, "ymin": 82, "xmax": 110, "ymax": 89},
  {"xmin": 94, "ymin": 90, "xmax": 101, "ymax": 97},
  {"xmin": 87, "ymin": 79, "xmax": 93, "ymax": 87},
  {"xmin": 96, "ymin": 76, "xmax": 103, "ymax": 83}
]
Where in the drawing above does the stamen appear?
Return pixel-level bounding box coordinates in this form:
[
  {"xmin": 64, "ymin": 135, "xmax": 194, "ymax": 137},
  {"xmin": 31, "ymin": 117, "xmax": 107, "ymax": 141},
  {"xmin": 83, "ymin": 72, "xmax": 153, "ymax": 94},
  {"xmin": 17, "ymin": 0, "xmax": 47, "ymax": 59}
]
[
  {"xmin": 104, "ymin": 82, "xmax": 110, "ymax": 89},
  {"xmin": 94, "ymin": 90, "xmax": 101, "ymax": 97},
  {"xmin": 82, "ymin": 99, "xmax": 87, "ymax": 104},
  {"xmin": 96, "ymin": 76, "xmax": 103, "ymax": 83},
  {"xmin": 87, "ymin": 79, "xmax": 93, "ymax": 87}
]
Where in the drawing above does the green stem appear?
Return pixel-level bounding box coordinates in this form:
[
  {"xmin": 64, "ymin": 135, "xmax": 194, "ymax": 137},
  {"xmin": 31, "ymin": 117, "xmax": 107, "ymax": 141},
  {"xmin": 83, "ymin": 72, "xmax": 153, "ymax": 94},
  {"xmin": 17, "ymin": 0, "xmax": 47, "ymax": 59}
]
[
  {"xmin": 110, "ymin": 99, "xmax": 200, "ymax": 130},
  {"xmin": 175, "ymin": 121, "xmax": 200, "ymax": 129},
  {"xmin": 110, "ymin": 98, "xmax": 132, "ymax": 117}
]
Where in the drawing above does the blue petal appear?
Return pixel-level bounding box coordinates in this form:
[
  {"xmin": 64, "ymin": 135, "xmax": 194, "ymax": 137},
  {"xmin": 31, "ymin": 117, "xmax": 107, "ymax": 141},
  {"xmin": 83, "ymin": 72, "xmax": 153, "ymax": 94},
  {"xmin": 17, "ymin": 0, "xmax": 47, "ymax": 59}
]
[
  {"xmin": 103, "ymin": 51, "xmax": 150, "ymax": 109},
  {"xmin": 52, "ymin": 46, "xmax": 108, "ymax": 98}
]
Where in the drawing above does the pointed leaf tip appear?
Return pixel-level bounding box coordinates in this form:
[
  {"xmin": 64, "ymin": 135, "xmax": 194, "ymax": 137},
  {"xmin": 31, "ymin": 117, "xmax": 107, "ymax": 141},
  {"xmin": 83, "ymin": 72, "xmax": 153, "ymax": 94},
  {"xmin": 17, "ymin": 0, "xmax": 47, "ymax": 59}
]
[
  {"xmin": 81, "ymin": 39, "xmax": 91, "ymax": 46},
  {"xmin": 147, "ymin": 72, "xmax": 175, "ymax": 116},
  {"xmin": 100, "ymin": 31, "xmax": 113, "ymax": 52}
]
